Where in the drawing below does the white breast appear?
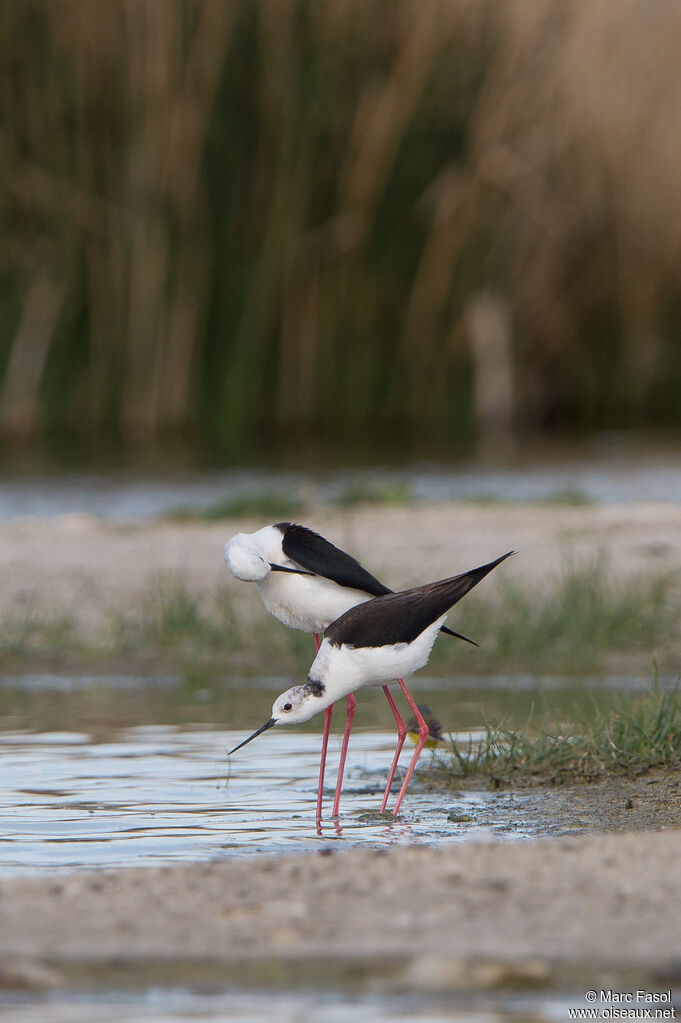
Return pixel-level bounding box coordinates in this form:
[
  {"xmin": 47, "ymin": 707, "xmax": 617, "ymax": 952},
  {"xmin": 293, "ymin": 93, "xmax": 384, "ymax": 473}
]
[
  {"xmin": 225, "ymin": 524, "xmax": 374, "ymax": 634},
  {"xmin": 257, "ymin": 572, "xmax": 372, "ymax": 633},
  {"xmin": 311, "ymin": 616, "xmax": 446, "ymax": 702}
]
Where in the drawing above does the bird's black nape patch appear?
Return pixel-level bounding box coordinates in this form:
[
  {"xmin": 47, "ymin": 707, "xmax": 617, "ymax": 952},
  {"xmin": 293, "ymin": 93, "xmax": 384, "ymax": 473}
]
[{"xmin": 304, "ymin": 679, "xmax": 325, "ymax": 698}]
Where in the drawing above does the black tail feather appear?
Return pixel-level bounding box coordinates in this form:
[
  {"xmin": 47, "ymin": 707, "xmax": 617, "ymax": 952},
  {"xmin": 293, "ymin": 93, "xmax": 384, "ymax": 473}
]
[
  {"xmin": 440, "ymin": 624, "xmax": 478, "ymax": 647},
  {"xmin": 325, "ymin": 550, "xmax": 514, "ymax": 648}
]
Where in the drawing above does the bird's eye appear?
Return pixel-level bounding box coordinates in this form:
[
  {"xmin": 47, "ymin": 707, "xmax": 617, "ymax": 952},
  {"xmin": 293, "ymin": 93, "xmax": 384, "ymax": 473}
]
[{"xmin": 283, "ymin": 702, "xmax": 293, "ymax": 712}]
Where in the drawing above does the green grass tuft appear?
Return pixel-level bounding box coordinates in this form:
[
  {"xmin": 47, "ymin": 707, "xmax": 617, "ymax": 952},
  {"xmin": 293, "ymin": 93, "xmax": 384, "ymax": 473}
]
[
  {"xmin": 330, "ymin": 480, "xmax": 413, "ymax": 507},
  {"xmin": 0, "ymin": 617, "xmax": 76, "ymax": 660},
  {"xmin": 0, "ymin": 555, "xmax": 677, "ymax": 678},
  {"xmin": 166, "ymin": 491, "xmax": 303, "ymax": 522},
  {"xmin": 432, "ymin": 676, "xmax": 681, "ymax": 786},
  {"xmin": 540, "ymin": 488, "xmax": 595, "ymax": 506},
  {"xmin": 442, "ymin": 554, "xmax": 676, "ymax": 669},
  {"xmin": 457, "ymin": 493, "xmax": 508, "ymax": 505}
]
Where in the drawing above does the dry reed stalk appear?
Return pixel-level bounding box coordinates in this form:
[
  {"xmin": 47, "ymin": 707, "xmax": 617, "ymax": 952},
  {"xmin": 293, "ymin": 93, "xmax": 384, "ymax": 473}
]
[{"xmin": 1, "ymin": 0, "xmax": 680, "ymax": 451}]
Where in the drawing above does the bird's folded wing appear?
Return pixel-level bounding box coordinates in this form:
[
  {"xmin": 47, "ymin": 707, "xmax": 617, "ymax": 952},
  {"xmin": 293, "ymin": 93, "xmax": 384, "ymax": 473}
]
[
  {"xmin": 324, "ymin": 551, "xmax": 514, "ymax": 647},
  {"xmin": 278, "ymin": 522, "xmax": 392, "ymax": 596}
]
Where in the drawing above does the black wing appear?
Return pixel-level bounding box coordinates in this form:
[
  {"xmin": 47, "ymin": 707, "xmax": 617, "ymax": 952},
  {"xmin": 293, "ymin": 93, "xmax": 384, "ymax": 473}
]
[
  {"xmin": 325, "ymin": 551, "xmax": 514, "ymax": 648},
  {"xmin": 276, "ymin": 522, "xmax": 391, "ymax": 597},
  {"xmin": 276, "ymin": 521, "xmax": 478, "ymax": 646}
]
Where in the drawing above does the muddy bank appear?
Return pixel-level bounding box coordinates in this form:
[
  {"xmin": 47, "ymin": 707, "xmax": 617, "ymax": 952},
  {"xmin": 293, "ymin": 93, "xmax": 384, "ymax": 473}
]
[
  {"xmin": 1, "ymin": 787, "xmax": 681, "ymax": 995},
  {"xmin": 424, "ymin": 766, "xmax": 681, "ymax": 836}
]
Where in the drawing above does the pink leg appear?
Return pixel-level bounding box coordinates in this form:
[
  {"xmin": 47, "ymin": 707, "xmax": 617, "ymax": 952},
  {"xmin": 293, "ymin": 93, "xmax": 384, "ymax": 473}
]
[
  {"xmin": 380, "ymin": 683, "xmax": 408, "ymax": 812},
  {"xmin": 331, "ymin": 693, "xmax": 356, "ymax": 817},
  {"xmin": 312, "ymin": 632, "xmax": 329, "ymax": 821},
  {"xmin": 392, "ymin": 681, "xmax": 429, "ymax": 816},
  {"xmin": 316, "ymin": 705, "xmax": 333, "ymax": 821}
]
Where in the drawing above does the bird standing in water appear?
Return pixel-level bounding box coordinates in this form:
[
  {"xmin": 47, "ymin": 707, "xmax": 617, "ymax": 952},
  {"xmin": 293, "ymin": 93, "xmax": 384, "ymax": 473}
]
[
  {"xmin": 224, "ymin": 522, "xmax": 474, "ymax": 817},
  {"xmin": 228, "ymin": 551, "xmax": 513, "ymax": 818}
]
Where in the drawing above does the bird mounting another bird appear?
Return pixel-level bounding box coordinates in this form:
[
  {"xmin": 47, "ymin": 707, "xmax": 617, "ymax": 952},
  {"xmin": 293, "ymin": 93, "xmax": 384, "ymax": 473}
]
[
  {"xmin": 228, "ymin": 549, "xmax": 514, "ymax": 819},
  {"xmin": 224, "ymin": 521, "xmax": 477, "ymax": 818},
  {"xmin": 223, "ymin": 521, "xmax": 475, "ymax": 643}
]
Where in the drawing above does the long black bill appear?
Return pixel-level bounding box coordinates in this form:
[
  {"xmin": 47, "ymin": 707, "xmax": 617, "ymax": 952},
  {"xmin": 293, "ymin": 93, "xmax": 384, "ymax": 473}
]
[
  {"xmin": 269, "ymin": 563, "xmax": 315, "ymax": 576},
  {"xmin": 228, "ymin": 718, "xmax": 276, "ymax": 756}
]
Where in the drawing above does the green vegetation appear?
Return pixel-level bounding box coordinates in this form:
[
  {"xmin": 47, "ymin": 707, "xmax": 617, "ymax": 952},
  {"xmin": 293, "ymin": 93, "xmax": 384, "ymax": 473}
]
[
  {"xmin": 162, "ymin": 484, "xmax": 596, "ymax": 519},
  {"xmin": 0, "ymin": 557, "xmax": 677, "ymax": 678},
  {"xmin": 459, "ymin": 489, "xmax": 592, "ymax": 507},
  {"xmin": 441, "ymin": 556, "xmax": 675, "ymax": 670},
  {"xmin": 458, "ymin": 493, "xmax": 509, "ymax": 506},
  {"xmin": 0, "ymin": 608, "xmax": 77, "ymax": 661},
  {"xmin": 330, "ymin": 480, "xmax": 414, "ymax": 507},
  {"xmin": 166, "ymin": 491, "xmax": 303, "ymax": 522},
  {"xmin": 164, "ymin": 480, "xmax": 415, "ymax": 519},
  {"xmin": 429, "ymin": 678, "xmax": 681, "ymax": 786},
  {"xmin": 540, "ymin": 489, "xmax": 595, "ymax": 507},
  {"xmin": 107, "ymin": 578, "xmax": 311, "ymax": 671},
  {"xmin": 2, "ymin": 2, "xmax": 681, "ymax": 457}
]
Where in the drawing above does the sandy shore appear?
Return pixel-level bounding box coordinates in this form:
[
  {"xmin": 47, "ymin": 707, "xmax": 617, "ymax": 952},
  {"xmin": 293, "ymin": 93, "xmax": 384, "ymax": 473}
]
[
  {"xmin": 1, "ymin": 824, "xmax": 680, "ymax": 994},
  {"xmin": 1, "ymin": 501, "xmax": 679, "ymax": 629}
]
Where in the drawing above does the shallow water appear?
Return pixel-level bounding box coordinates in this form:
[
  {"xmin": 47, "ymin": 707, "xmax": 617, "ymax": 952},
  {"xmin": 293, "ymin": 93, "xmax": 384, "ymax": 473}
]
[
  {"xmin": 0, "ymin": 674, "xmax": 668, "ymax": 1021},
  {"xmin": 0, "ymin": 723, "xmax": 538, "ymax": 876},
  {"xmin": 1, "ymin": 443, "xmax": 681, "ymax": 519},
  {"xmin": 0, "ymin": 987, "xmax": 591, "ymax": 1023},
  {"xmin": 0, "ymin": 671, "xmax": 667, "ymax": 875},
  {"xmin": 0, "ymin": 670, "xmax": 662, "ymax": 741}
]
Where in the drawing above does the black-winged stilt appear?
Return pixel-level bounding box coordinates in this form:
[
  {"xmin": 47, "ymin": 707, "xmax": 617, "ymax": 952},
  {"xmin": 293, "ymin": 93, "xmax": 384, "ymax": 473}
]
[
  {"xmin": 228, "ymin": 550, "xmax": 513, "ymax": 818},
  {"xmin": 224, "ymin": 522, "xmax": 474, "ymax": 817}
]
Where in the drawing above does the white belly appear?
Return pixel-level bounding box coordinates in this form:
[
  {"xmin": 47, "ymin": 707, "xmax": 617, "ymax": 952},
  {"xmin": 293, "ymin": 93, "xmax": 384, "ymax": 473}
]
[
  {"xmin": 310, "ymin": 617, "xmax": 446, "ymax": 705},
  {"xmin": 257, "ymin": 573, "xmax": 371, "ymax": 633}
]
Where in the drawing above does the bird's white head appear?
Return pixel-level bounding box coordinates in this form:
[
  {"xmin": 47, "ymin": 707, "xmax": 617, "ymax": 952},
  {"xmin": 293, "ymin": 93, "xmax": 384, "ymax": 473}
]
[
  {"xmin": 271, "ymin": 680, "xmax": 327, "ymax": 725},
  {"xmin": 223, "ymin": 532, "xmax": 271, "ymax": 582},
  {"xmin": 227, "ymin": 679, "xmax": 328, "ymax": 755}
]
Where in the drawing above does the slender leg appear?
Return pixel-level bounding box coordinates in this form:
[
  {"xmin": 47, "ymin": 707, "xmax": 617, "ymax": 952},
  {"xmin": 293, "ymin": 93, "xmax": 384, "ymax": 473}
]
[
  {"xmin": 392, "ymin": 681, "xmax": 429, "ymax": 816},
  {"xmin": 316, "ymin": 705, "xmax": 333, "ymax": 821},
  {"xmin": 331, "ymin": 693, "xmax": 356, "ymax": 817},
  {"xmin": 380, "ymin": 683, "xmax": 408, "ymax": 812},
  {"xmin": 312, "ymin": 631, "xmax": 328, "ymax": 822}
]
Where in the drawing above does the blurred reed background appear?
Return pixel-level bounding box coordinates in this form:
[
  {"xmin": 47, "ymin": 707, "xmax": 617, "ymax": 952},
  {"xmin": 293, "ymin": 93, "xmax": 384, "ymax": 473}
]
[{"xmin": 1, "ymin": 0, "xmax": 680, "ymax": 462}]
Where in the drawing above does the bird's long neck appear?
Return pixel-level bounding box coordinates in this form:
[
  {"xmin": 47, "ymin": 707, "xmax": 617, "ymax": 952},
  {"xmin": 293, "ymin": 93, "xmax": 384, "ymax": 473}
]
[{"xmin": 306, "ymin": 641, "xmax": 357, "ymax": 707}]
